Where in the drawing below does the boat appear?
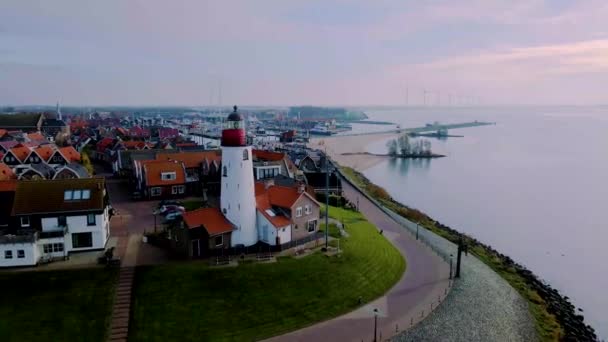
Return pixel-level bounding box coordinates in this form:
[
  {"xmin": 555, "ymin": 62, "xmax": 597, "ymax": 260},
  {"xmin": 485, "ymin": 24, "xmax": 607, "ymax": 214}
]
[
  {"xmin": 256, "ymin": 127, "xmax": 266, "ymax": 135},
  {"xmin": 309, "ymin": 124, "xmax": 334, "ymax": 136}
]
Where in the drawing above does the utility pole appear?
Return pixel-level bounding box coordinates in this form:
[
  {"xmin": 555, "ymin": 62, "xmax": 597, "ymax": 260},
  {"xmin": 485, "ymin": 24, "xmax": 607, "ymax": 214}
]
[{"xmin": 325, "ymin": 147, "xmax": 329, "ymax": 249}]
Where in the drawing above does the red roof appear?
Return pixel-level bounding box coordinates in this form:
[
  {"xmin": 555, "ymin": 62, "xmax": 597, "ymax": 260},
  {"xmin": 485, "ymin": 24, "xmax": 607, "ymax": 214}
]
[
  {"xmin": 253, "ymin": 150, "xmax": 285, "ymax": 161},
  {"xmin": 58, "ymin": 146, "xmax": 81, "ymax": 162},
  {"xmin": 158, "ymin": 128, "xmax": 179, "ymax": 140},
  {"xmin": 96, "ymin": 137, "xmax": 115, "ymax": 152},
  {"xmin": 267, "ymin": 185, "xmax": 303, "ymax": 208},
  {"xmin": 9, "ymin": 146, "xmax": 31, "ymax": 162},
  {"xmin": 34, "ymin": 145, "xmax": 54, "ymax": 162},
  {"xmin": 156, "ymin": 151, "xmax": 221, "ymax": 169},
  {"xmin": 0, "ymin": 164, "xmax": 16, "ymax": 181},
  {"xmin": 122, "ymin": 140, "xmax": 147, "ymax": 150},
  {"xmin": 182, "ymin": 208, "xmax": 234, "ymax": 236},
  {"xmin": 142, "ymin": 160, "xmax": 186, "ymax": 186},
  {"xmin": 256, "ymin": 192, "xmax": 291, "ymax": 228},
  {"xmin": 27, "ymin": 132, "xmax": 46, "ymax": 141},
  {"xmin": 0, "ymin": 129, "xmax": 7, "ymax": 138}
]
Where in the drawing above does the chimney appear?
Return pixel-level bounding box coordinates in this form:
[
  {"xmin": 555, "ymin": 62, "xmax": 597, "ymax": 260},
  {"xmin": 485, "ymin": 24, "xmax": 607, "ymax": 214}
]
[
  {"xmin": 297, "ymin": 183, "xmax": 305, "ymax": 194},
  {"xmin": 265, "ymin": 179, "xmax": 275, "ymax": 190}
]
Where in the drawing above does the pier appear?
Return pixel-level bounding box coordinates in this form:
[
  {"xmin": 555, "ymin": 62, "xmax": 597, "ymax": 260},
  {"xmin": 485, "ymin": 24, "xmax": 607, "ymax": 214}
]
[{"xmin": 335, "ymin": 121, "xmax": 495, "ymax": 137}]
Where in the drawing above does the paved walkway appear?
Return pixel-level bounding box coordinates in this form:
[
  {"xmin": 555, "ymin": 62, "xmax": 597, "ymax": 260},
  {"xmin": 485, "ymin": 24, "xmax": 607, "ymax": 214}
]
[{"xmin": 266, "ymin": 180, "xmax": 450, "ymax": 342}]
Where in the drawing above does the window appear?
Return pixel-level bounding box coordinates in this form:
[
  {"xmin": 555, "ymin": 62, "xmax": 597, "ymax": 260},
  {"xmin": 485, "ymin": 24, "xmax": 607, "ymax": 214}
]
[
  {"xmin": 151, "ymin": 187, "xmax": 162, "ymax": 196},
  {"xmin": 243, "ymin": 149, "xmax": 249, "ymax": 160},
  {"xmin": 215, "ymin": 235, "xmax": 223, "ymax": 247},
  {"xmin": 87, "ymin": 214, "xmax": 96, "ymax": 226},
  {"xmin": 4, "ymin": 250, "xmax": 12, "ymax": 259},
  {"xmin": 82, "ymin": 189, "xmax": 91, "ymax": 199},
  {"xmin": 296, "ymin": 207, "xmax": 303, "ymax": 217},
  {"xmin": 307, "ymin": 220, "xmax": 317, "ymax": 232},
  {"xmin": 305, "ymin": 205, "xmax": 311, "ymax": 215},
  {"xmin": 172, "ymin": 186, "xmax": 178, "ymax": 195},
  {"xmin": 64, "ymin": 190, "xmax": 73, "ymax": 200},
  {"xmin": 58, "ymin": 216, "xmax": 67, "ymax": 227},
  {"xmin": 17, "ymin": 250, "xmax": 25, "ymax": 258},
  {"xmin": 72, "ymin": 232, "xmax": 93, "ymax": 248},
  {"xmin": 43, "ymin": 244, "xmax": 53, "ymax": 253},
  {"xmin": 178, "ymin": 185, "xmax": 185, "ymax": 194},
  {"xmin": 20, "ymin": 216, "xmax": 30, "ymax": 227},
  {"xmin": 73, "ymin": 190, "xmax": 82, "ymax": 200},
  {"xmin": 171, "ymin": 185, "xmax": 185, "ymax": 195},
  {"xmin": 222, "ymin": 166, "xmax": 227, "ymax": 177},
  {"xmin": 53, "ymin": 243, "xmax": 64, "ymax": 252},
  {"xmin": 161, "ymin": 172, "xmax": 176, "ymax": 181}
]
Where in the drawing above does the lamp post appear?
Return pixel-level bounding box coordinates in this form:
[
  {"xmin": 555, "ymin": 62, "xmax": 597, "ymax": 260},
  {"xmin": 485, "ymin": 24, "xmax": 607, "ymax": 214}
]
[
  {"xmin": 373, "ymin": 308, "xmax": 379, "ymax": 342},
  {"xmin": 416, "ymin": 222, "xmax": 419, "ymax": 240}
]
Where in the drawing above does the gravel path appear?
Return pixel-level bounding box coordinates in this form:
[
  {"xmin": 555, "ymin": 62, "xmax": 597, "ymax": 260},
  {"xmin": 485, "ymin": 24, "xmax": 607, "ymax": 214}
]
[{"xmin": 388, "ymin": 210, "xmax": 537, "ymax": 342}]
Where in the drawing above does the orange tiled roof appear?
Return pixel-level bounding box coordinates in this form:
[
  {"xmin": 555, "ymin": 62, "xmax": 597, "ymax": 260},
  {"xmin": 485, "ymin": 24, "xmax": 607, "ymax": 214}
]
[
  {"xmin": 267, "ymin": 185, "xmax": 303, "ymax": 208},
  {"xmin": 0, "ymin": 164, "xmax": 16, "ymax": 181},
  {"xmin": 142, "ymin": 160, "xmax": 186, "ymax": 186},
  {"xmin": 9, "ymin": 146, "xmax": 32, "ymax": 162},
  {"xmin": 27, "ymin": 132, "xmax": 46, "ymax": 141},
  {"xmin": 0, "ymin": 129, "xmax": 7, "ymax": 138},
  {"xmin": 183, "ymin": 207, "xmax": 234, "ymax": 236},
  {"xmin": 253, "ymin": 149, "xmax": 285, "ymax": 161},
  {"xmin": 34, "ymin": 145, "xmax": 54, "ymax": 162},
  {"xmin": 58, "ymin": 146, "xmax": 81, "ymax": 162},
  {"xmin": 256, "ymin": 192, "xmax": 291, "ymax": 228},
  {"xmin": 156, "ymin": 151, "xmax": 221, "ymax": 169},
  {"xmin": 122, "ymin": 140, "xmax": 146, "ymax": 149}
]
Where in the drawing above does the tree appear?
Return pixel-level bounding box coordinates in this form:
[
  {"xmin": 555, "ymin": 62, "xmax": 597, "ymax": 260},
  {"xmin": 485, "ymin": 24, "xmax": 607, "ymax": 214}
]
[
  {"xmin": 397, "ymin": 134, "xmax": 410, "ymax": 155},
  {"xmin": 386, "ymin": 139, "xmax": 398, "ymax": 156}
]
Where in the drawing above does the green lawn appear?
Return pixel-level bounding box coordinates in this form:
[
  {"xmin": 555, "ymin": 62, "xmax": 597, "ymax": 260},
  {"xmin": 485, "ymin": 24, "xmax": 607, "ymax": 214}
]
[
  {"xmin": 182, "ymin": 199, "xmax": 204, "ymax": 211},
  {"xmin": 0, "ymin": 268, "xmax": 118, "ymax": 342},
  {"xmin": 130, "ymin": 206, "xmax": 405, "ymax": 342}
]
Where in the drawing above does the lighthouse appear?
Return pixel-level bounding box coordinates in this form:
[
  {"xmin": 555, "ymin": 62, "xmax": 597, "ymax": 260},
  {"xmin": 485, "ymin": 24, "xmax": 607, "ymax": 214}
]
[{"xmin": 221, "ymin": 106, "xmax": 258, "ymax": 247}]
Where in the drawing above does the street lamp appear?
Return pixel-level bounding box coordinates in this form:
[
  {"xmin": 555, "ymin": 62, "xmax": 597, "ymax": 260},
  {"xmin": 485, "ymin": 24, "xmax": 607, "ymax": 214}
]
[
  {"xmin": 324, "ymin": 147, "xmax": 329, "ymax": 249},
  {"xmin": 416, "ymin": 222, "xmax": 419, "ymax": 240},
  {"xmin": 373, "ymin": 308, "xmax": 379, "ymax": 342}
]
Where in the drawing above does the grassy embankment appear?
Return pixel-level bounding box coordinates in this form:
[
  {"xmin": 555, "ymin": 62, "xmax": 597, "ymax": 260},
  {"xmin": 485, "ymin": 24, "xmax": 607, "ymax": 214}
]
[
  {"xmin": 340, "ymin": 166, "xmax": 562, "ymax": 341},
  {"xmin": 0, "ymin": 268, "xmax": 118, "ymax": 342},
  {"xmin": 129, "ymin": 206, "xmax": 405, "ymax": 341}
]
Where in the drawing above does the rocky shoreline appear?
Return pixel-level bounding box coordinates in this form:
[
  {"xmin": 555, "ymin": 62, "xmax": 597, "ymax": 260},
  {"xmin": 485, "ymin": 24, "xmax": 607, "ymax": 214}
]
[{"xmin": 341, "ymin": 167, "xmax": 597, "ymax": 341}]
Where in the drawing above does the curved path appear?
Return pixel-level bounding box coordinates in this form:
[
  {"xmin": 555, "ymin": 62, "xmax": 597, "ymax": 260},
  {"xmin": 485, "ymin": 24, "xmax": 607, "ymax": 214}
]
[{"xmin": 265, "ymin": 180, "xmax": 450, "ymax": 342}]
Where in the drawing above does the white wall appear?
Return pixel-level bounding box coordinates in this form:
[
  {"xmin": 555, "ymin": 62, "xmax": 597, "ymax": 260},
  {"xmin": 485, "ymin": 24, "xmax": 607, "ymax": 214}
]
[
  {"xmin": 255, "ymin": 211, "xmax": 291, "ymax": 246},
  {"xmin": 41, "ymin": 210, "xmax": 109, "ymax": 253},
  {"xmin": 0, "ymin": 242, "xmax": 38, "ymax": 267},
  {"xmin": 38, "ymin": 237, "xmax": 67, "ymax": 259},
  {"xmin": 221, "ymin": 146, "xmax": 258, "ymax": 247}
]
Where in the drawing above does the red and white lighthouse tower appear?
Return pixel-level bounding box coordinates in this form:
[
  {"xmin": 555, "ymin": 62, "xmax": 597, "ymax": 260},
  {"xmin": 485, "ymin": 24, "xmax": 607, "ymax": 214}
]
[{"xmin": 220, "ymin": 106, "xmax": 258, "ymax": 247}]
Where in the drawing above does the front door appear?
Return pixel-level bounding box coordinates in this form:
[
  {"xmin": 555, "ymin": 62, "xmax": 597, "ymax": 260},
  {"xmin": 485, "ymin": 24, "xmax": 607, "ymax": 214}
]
[{"xmin": 191, "ymin": 239, "xmax": 200, "ymax": 258}]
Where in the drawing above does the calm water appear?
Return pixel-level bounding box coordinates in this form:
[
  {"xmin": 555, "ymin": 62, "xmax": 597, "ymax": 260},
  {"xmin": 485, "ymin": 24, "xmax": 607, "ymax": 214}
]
[{"xmin": 358, "ymin": 107, "xmax": 608, "ymax": 338}]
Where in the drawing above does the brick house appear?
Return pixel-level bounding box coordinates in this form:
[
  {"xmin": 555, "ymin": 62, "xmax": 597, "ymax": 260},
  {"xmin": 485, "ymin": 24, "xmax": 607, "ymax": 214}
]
[
  {"xmin": 136, "ymin": 159, "xmax": 187, "ymax": 199},
  {"xmin": 173, "ymin": 208, "xmax": 235, "ymax": 258}
]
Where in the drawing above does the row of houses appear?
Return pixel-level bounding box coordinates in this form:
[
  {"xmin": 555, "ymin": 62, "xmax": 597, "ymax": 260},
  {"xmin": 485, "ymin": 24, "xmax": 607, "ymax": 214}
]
[{"xmin": 0, "ymin": 178, "xmax": 112, "ymax": 267}]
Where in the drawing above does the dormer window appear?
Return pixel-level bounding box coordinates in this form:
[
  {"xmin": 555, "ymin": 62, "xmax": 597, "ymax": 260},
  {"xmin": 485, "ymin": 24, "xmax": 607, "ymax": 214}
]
[
  {"xmin": 64, "ymin": 189, "xmax": 91, "ymax": 201},
  {"xmin": 222, "ymin": 166, "xmax": 227, "ymax": 177},
  {"xmin": 161, "ymin": 172, "xmax": 176, "ymax": 181}
]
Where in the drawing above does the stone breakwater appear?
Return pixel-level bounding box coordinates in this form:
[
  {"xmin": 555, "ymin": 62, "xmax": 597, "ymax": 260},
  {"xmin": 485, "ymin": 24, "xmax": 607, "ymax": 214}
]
[{"xmin": 418, "ymin": 219, "xmax": 597, "ymax": 341}]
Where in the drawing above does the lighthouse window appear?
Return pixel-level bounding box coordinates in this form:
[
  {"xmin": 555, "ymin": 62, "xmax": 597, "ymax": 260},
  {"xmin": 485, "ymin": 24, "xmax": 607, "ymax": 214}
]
[
  {"xmin": 242, "ymin": 150, "xmax": 249, "ymax": 160},
  {"xmin": 222, "ymin": 166, "xmax": 227, "ymax": 177}
]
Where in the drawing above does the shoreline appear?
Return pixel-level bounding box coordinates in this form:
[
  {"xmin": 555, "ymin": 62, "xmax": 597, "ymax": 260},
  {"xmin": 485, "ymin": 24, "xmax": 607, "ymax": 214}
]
[
  {"xmin": 341, "ymin": 152, "xmax": 446, "ymax": 159},
  {"xmin": 335, "ymin": 165, "xmax": 598, "ymax": 341}
]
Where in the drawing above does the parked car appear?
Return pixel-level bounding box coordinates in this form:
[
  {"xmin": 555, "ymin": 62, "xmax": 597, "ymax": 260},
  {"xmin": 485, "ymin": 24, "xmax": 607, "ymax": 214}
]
[
  {"xmin": 159, "ymin": 205, "xmax": 185, "ymax": 215},
  {"xmin": 163, "ymin": 211, "xmax": 183, "ymax": 222},
  {"xmin": 159, "ymin": 200, "xmax": 183, "ymax": 208}
]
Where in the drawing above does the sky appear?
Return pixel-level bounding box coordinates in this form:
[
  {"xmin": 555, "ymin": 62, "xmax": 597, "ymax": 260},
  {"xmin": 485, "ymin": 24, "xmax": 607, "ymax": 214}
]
[{"xmin": 1, "ymin": 0, "xmax": 607, "ymax": 106}]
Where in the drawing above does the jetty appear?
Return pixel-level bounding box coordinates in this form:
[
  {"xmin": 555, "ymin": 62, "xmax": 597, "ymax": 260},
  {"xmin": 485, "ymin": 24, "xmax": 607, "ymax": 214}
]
[{"xmin": 334, "ymin": 121, "xmax": 494, "ymax": 138}]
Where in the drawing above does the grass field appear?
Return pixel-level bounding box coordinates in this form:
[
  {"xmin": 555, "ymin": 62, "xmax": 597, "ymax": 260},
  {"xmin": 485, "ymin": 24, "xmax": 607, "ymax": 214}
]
[
  {"xmin": 340, "ymin": 166, "xmax": 562, "ymax": 341},
  {"xmin": 130, "ymin": 206, "xmax": 405, "ymax": 341},
  {"xmin": 0, "ymin": 268, "xmax": 118, "ymax": 342}
]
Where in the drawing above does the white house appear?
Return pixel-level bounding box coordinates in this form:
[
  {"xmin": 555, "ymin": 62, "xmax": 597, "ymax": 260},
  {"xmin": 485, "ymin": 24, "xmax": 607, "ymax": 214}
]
[{"xmin": 0, "ymin": 177, "xmax": 111, "ymax": 267}]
